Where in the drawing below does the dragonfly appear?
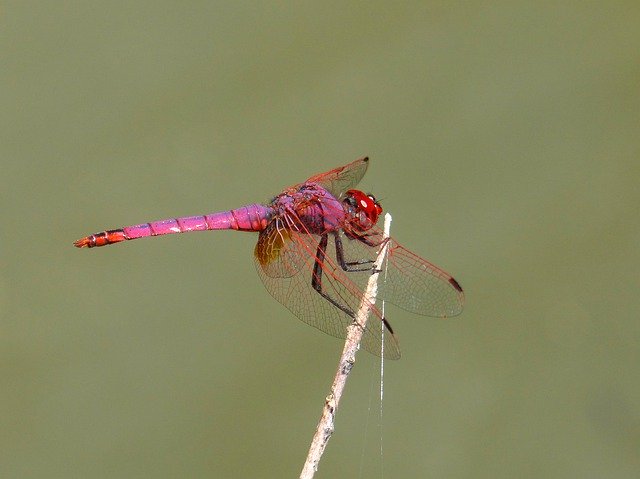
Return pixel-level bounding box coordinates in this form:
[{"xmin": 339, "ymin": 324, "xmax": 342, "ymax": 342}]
[{"xmin": 74, "ymin": 157, "xmax": 464, "ymax": 359}]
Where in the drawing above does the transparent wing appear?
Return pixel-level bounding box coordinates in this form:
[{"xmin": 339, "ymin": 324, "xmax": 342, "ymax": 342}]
[
  {"xmin": 380, "ymin": 240, "xmax": 465, "ymax": 318},
  {"xmin": 254, "ymin": 210, "xmax": 400, "ymax": 359},
  {"xmin": 325, "ymin": 226, "xmax": 465, "ymax": 318},
  {"xmin": 304, "ymin": 156, "xmax": 370, "ymax": 199}
]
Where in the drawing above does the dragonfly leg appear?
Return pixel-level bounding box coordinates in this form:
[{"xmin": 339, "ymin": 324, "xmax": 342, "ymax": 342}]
[
  {"xmin": 312, "ymin": 234, "xmax": 356, "ymax": 318},
  {"xmin": 360, "ymin": 234, "xmax": 390, "ymax": 249},
  {"xmin": 333, "ymin": 233, "xmax": 378, "ymax": 272},
  {"xmin": 345, "ymin": 230, "xmax": 389, "ymax": 248},
  {"xmin": 313, "ymin": 234, "xmax": 397, "ymax": 340}
]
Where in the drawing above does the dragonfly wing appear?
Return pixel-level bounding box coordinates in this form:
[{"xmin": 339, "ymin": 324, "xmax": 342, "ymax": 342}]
[
  {"xmin": 305, "ymin": 156, "xmax": 370, "ymax": 199},
  {"xmin": 255, "ymin": 221, "xmax": 305, "ymax": 278},
  {"xmin": 378, "ymin": 240, "xmax": 465, "ymax": 318},
  {"xmin": 254, "ymin": 217, "xmax": 400, "ymax": 359}
]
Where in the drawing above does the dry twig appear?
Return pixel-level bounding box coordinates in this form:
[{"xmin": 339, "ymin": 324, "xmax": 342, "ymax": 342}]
[{"xmin": 299, "ymin": 213, "xmax": 392, "ymax": 479}]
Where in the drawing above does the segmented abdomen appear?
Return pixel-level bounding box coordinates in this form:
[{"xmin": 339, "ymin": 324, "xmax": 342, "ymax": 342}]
[{"xmin": 74, "ymin": 204, "xmax": 272, "ymax": 248}]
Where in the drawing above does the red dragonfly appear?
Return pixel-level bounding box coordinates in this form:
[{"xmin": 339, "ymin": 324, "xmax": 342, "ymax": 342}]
[{"xmin": 74, "ymin": 157, "xmax": 464, "ymax": 359}]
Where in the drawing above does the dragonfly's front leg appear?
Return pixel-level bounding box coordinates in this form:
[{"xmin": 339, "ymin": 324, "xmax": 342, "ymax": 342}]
[
  {"xmin": 312, "ymin": 234, "xmax": 355, "ymax": 318},
  {"xmin": 333, "ymin": 233, "xmax": 390, "ymax": 272}
]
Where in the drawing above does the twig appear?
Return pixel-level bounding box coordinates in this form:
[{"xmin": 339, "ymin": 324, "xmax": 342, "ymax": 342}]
[{"xmin": 299, "ymin": 213, "xmax": 392, "ymax": 479}]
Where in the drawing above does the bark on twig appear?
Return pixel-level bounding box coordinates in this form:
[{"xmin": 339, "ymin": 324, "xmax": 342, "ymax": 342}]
[{"xmin": 299, "ymin": 214, "xmax": 392, "ymax": 479}]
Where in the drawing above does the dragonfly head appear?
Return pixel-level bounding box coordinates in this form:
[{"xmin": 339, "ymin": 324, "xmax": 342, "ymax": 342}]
[{"xmin": 343, "ymin": 189, "xmax": 383, "ymax": 231}]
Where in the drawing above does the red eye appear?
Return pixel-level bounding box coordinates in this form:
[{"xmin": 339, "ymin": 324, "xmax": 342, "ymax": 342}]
[
  {"xmin": 345, "ymin": 189, "xmax": 383, "ymax": 227},
  {"xmin": 367, "ymin": 194, "xmax": 383, "ymax": 216}
]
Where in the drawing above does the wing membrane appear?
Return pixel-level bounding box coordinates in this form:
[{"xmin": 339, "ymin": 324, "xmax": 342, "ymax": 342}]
[
  {"xmin": 379, "ymin": 240, "xmax": 465, "ymax": 318},
  {"xmin": 316, "ymin": 225, "xmax": 465, "ymax": 318},
  {"xmin": 255, "ymin": 221, "xmax": 304, "ymax": 278},
  {"xmin": 305, "ymin": 156, "xmax": 370, "ymax": 199}
]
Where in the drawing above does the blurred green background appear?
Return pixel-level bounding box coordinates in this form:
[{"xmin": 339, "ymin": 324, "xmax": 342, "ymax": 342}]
[{"xmin": 2, "ymin": 2, "xmax": 639, "ymax": 478}]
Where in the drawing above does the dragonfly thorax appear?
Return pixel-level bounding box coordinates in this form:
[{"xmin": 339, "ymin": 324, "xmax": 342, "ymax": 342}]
[{"xmin": 272, "ymin": 183, "xmax": 347, "ymax": 235}]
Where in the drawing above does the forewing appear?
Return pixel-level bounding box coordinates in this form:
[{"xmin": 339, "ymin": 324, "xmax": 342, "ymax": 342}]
[
  {"xmin": 305, "ymin": 157, "xmax": 370, "ymax": 199},
  {"xmin": 378, "ymin": 239, "xmax": 465, "ymax": 318},
  {"xmin": 254, "ymin": 214, "xmax": 400, "ymax": 359}
]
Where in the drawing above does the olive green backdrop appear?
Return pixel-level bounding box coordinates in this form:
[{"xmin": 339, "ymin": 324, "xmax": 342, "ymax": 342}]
[{"xmin": 2, "ymin": 2, "xmax": 638, "ymax": 478}]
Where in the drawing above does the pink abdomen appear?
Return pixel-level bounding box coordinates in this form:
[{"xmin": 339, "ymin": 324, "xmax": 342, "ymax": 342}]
[{"xmin": 74, "ymin": 204, "xmax": 272, "ymax": 248}]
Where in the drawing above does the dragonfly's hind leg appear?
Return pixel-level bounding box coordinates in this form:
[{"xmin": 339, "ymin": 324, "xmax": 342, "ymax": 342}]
[{"xmin": 311, "ymin": 234, "xmax": 356, "ymax": 318}]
